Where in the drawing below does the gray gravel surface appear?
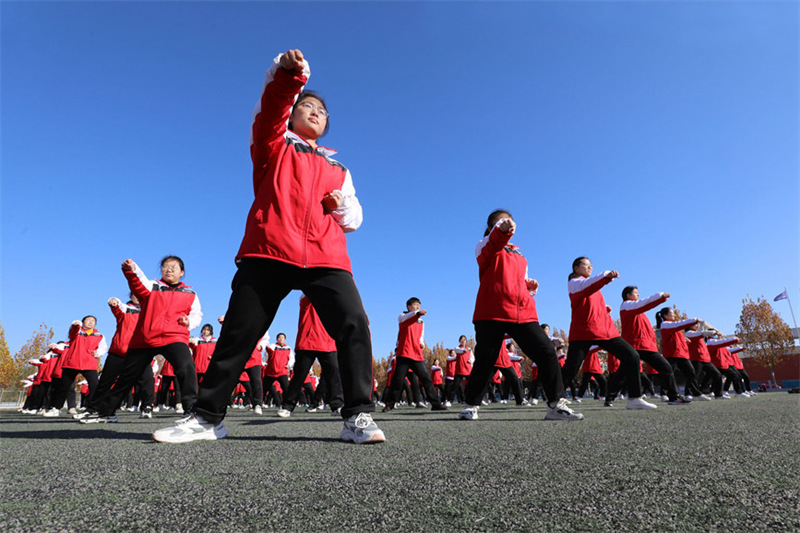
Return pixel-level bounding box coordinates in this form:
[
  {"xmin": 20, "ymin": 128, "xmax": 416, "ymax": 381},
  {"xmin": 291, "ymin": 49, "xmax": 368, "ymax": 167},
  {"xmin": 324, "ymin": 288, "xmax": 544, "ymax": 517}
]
[{"xmin": 1, "ymin": 394, "xmax": 798, "ymax": 532}]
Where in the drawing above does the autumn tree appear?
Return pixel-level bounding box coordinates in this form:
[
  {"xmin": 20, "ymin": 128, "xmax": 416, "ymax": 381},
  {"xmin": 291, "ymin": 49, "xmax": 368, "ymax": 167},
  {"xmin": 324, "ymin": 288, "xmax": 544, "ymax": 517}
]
[
  {"xmin": 735, "ymin": 296, "xmax": 795, "ymax": 386},
  {"xmin": 0, "ymin": 323, "xmax": 54, "ymax": 390}
]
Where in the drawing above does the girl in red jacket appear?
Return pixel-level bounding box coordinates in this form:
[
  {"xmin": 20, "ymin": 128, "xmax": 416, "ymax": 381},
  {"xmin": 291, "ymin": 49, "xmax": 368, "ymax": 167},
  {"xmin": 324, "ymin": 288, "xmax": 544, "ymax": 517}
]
[
  {"xmin": 655, "ymin": 308, "xmax": 705, "ymax": 400},
  {"xmin": 460, "ymin": 210, "xmax": 582, "ymax": 421},
  {"xmin": 44, "ymin": 316, "xmax": 107, "ymax": 416},
  {"xmin": 616, "ymin": 286, "xmax": 692, "ymax": 405},
  {"xmin": 82, "ymin": 256, "xmax": 201, "ymax": 423},
  {"xmin": 277, "ymin": 294, "xmax": 344, "ymax": 417},
  {"xmin": 154, "ymin": 49, "xmax": 382, "ymax": 445},
  {"xmin": 562, "ymin": 257, "xmax": 656, "ymax": 410}
]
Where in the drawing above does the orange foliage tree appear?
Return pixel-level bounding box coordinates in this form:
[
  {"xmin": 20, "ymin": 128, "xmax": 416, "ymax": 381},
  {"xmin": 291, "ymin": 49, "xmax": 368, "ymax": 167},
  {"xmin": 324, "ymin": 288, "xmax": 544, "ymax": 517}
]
[
  {"xmin": 735, "ymin": 296, "xmax": 795, "ymax": 386},
  {"xmin": 0, "ymin": 323, "xmax": 54, "ymax": 390}
]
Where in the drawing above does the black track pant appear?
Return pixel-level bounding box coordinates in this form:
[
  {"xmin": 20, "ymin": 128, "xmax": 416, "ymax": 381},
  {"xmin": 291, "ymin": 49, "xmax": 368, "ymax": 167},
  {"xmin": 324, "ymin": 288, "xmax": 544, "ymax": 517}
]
[
  {"xmin": 467, "ymin": 321, "xmax": 564, "ymax": 407},
  {"xmin": 387, "ymin": 357, "xmax": 443, "ymax": 408},
  {"xmin": 283, "ymin": 350, "xmax": 343, "ymax": 411},
  {"xmin": 195, "ymin": 259, "xmax": 374, "ymax": 424},
  {"xmin": 565, "ymin": 338, "xmax": 642, "ymax": 399}
]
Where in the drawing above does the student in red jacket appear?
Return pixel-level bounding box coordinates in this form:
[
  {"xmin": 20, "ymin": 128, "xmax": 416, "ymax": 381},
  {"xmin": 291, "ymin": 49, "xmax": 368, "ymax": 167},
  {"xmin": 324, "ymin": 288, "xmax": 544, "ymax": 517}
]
[
  {"xmin": 75, "ymin": 294, "xmax": 155, "ymax": 419},
  {"xmin": 576, "ymin": 345, "xmax": 606, "ymax": 401},
  {"xmin": 686, "ymin": 323, "xmax": 725, "ymax": 399},
  {"xmin": 218, "ymin": 313, "xmax": 269, "ymax": 415},
  {"xmin": 447, "ymin": 337, "xmax": 474, "ymax": 405},
  {"xmin": 460, "ymin": 210, "xmax": 582, "ymax": 422},
  {"xmin": 615, "ymin": 286, "xmax": 692, "ymax": 406},
  {"xmin": 655, "ymin": 308, "xmax": 704, "ymax": 400},
  {"xmin": 82, "ymin": 256, "xmax": 201, "ymax": 423},
  {"xmin": 383, "ymin": 298, "xmax": 447, "ymax": 412},
  {"xmin": 277, "ymin": 294, "xmax": 344, "ymax": 417},
  {"xmin": 727, "ymin": 346, "xmax": 755, "ymax": 396},
  {"xmin": 562, "ymin": 257, "xmax": 656, "ymax": 410},
  {"xmin": 189, "ymin": 323, "xmax": 217, "ymax": 384},
  {"xmin": 707, "ymin": 336, "xmax": 746, "ymax": 397},
  {"xmin": 153, "ymin": 49, "xmax": 382, "ymax": 445},
  {"xmin": 44, "ymin": 316, "xmax": 107, "ymax": 416}
]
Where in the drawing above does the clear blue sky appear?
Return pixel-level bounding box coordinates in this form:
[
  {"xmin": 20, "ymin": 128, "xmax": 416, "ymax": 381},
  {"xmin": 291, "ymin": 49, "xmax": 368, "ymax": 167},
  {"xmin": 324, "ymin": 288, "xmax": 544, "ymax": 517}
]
[{"xmin": 2, "ymin": 1, "xmax": 798, "ymax": 362}]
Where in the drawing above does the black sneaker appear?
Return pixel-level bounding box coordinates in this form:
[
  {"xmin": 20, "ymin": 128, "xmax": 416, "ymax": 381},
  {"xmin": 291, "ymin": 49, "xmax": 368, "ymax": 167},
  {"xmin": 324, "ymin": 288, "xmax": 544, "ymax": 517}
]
[
  {"xmin": 431, "ymin": 404, "xmax": 448, "ymax": 411},
  {"xmin": 79, "ymin": 413, "xmax": 119, "ymax": 424}
]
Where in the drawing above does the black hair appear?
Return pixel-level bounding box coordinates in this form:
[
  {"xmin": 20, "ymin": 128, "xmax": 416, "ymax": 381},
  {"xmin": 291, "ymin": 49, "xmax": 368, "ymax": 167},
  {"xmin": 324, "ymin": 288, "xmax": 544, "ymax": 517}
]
[
  {"xmin": 160, "ymin": 255, "xmax": 185, "ymax": 278},
  {"xmin": 568, "ymin": 256, "xmax": 589, "ymax": 281},
  {"xmin": 277, "ymin": 332, "xmax": 287, "ymax": 339},
  {"xmin": 540, "ymin": 323, "xmax": 549, "ymax": 330},
  {"xmin": 655, "ymin": 307, "xmax": 672, "ymax": 329},
  {"xmin": 289, "ymin": 90, "xmax": 330, "ymax": 136},
  {"xmin": 406, "ymin": 297, "xmax": 421, "ymax": 308},
  {"xmin": 484, "ymin": 209, "xmax": 513, "ymax": 236},
  {"xmin": 81, "ymin": 315, "xmax": 97, "ymax": 324},
  {"xmin": 622, "ymin": 285, "xmax": 638, "ymax": 301},
  {"xmin": 201, "ymin": 323, "xmax": 214, "ymax": 335},
  {"xmin": 459, "ymin": 335, "xmax": 467, "ymax": 343}
]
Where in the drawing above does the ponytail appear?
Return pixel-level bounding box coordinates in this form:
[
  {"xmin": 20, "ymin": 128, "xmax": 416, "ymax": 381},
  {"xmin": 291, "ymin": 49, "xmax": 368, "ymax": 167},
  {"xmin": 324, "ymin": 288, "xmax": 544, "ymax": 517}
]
[
  {"xmin": 655, "ymin": 307, "xmax": 670, "ymax": 329},
  {"xmin": 569, "ymin": 256, "xmax": 588, "ymax": 281}
]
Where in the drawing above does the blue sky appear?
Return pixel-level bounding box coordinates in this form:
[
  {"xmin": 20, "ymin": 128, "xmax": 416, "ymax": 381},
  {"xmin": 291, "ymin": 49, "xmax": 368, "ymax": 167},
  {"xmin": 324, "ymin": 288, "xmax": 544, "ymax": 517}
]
[{"xmin": 2, "ymin": 1, "xmax": 798, "ymax": 361}]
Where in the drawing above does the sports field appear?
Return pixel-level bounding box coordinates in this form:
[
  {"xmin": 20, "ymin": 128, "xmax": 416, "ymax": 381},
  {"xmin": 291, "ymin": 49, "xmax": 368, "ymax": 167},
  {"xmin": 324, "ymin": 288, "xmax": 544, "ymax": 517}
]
[{"xmin": 1, "ymin": 393, "xmax": 798, "ymax": 532}]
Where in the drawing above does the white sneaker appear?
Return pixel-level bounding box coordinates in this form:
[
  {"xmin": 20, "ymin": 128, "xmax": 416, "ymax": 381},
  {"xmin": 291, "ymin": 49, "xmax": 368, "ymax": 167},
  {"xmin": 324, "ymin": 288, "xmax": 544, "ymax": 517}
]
[
  {"xmin": 42, "ymin": 408, "xmax": 60, "ymax": 417},
  {"xmin": 340, "ymin": 413, "xmax": 385, "ymax": 444},
  {"xmin": 660, "ymin": 395, "xmax": 670, "ymax": 402},
  {"xmin": 531, "ymin": 398, "xmax": 538, "ymax": 405},
  {"xmin": 545, "ymin": 398, "xmax": 584, "ymax": 421},
  {"xmin": 140, "ymin": 408, "xmax": 153, "ymax": 419},
  {"xmin": 276, "ymin": 408, "xmax": 291, "ymax": 418},
  {"xmin": 458, "ymin": 406, "xmax": 479, "ymax": 420},
  {"xmin": 175, "ymin": 403, "xmax": 184, "ymax": 414},
  {"xmin": 685, "ymin": 395, "xmax": 693, "ymax": 401},
  {"xmin": 574, "ymin": 397, "xmax": 582, "ymax": 403},
  {"xmin": 152, "ymin": 414, "xmax": 226, "ymax": 443},
  {"xmin": 68, "ymin": 408, "xmax": 78, "ymax": 415},
  {"xmin": 735, "ymin": 393, "xmax": 750, "ymax": 398},
  {"xmin": 444, "ymin": 401, "xmax": 452, "ymax": 408},
  {"xmin": 79, "ymin": 413, "xmax": 119, "ymax": 424},
  {"xmin": 253, "ymin": 405, "xmax": 263, "ymax": 415},
  {"xmin": 626, "ymin": 397, "xmax": 657, "ymax": 410},
  {"xmin": 696, "ymin": 394, "xmax": 712, "ymax": 401}
]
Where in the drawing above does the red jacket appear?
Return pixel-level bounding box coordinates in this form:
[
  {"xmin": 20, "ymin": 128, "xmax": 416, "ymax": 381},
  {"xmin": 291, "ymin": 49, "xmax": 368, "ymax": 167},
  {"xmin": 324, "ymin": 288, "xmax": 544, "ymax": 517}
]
[
  {"xmin": 264, "ymin": 343, "xmax": 293, "ymax": 377},
  {"xmin": 581, "ymin": 346, "xmax": 603, "ymax": 374},
  {"xmin": 396, "ymin": 311, "xmax": 425, "ymax": 361},
  {"xmin": 125, "ymin": 265, "xmax": 202, "ymax": 349},
  {"xmin": 568, "ymin": 273, "xmax": 618, "ymax": 341},
  {"xmin": 108, "ymin": 300, "xmax": 141, "ymax": 356},
  {"xmin": 190, "ymin": 336, "xmax": 217, "ymax": 374},
  {"xmin": 708, "ymin": 337, "xmax": 739, "ymax": 368},
  {"xmin": 607, "ymin": 353, "xmax": 620, "ymax": 373},
  {"xmin": 296, "ymin": 295, "xmax": 336, "ymax": 352},
  {"xmin": 686, "ymin": 331, "xmax": 714, "ymax": 363},
  {"xmin": 730, "ymin": 347, "xmax": 745, "ymax": 370},
  {"xmin": 619, "ymin": 293, "xmax": 668, "ymax": 351},
  {"xmin": 660, "ymin": 319, "xmax": 700, "ymax": 359},
  {"xmin": 454, "ymin": 345, "xmax": 474, "ymax": 376},
  {"xmin": 238, "ymin": 55, "xmax": 362, "ymax": 272},
  {"xmin": 61, "ymin": 324, "xmax": 106, "ymax": 371},
  {"xmin": 473, "ymin": 224, "xmax": 538, "ymax": 323},
  {"xmin": 430, "ymin": 365, "xmax": 443, "ymax": 386}
]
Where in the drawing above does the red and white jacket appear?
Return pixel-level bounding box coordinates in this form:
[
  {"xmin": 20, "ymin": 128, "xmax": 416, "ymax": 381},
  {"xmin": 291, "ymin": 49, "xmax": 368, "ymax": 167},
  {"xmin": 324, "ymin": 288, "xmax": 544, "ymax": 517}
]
[
  {"xmin": 430, "ymin": 364, "xmax": 444, "ymax": 386},
  {"xmin": 473, "ymin": 222, "xmax": 538, "ymax": 323},
  {"xmin": 189, "ymin": 335, "xmax": 217, "ymax": 374},
  {"xmin": 108, "ymin": 299, "xmax": 141, "ymax": 356},
  {"xmin": 445, "ymin": 353, "xmax": 456, "ymax": 380},
  {"xmin": 246, "ymin": 330, "xmax": 270, "ymax": 369},
  {"xmin": 454, "ymin": 345, "xmax": 474, "ymax": 376},
  {"xmin": 708, "ymin": 337, "xmax": 739, "ymax": 368},
  {"xmin": 686, "ymin": 330, "xmax": 716, "ymax": 363},
  {"xmin": 619, "ymin": 293, "xmax": 669, "ymax": 351},
  {"xmin": 730, "ymin": 346, "xmax": 745, "ymax": 370},
  {"xmin": 264, "ymin": 341, "xmax": 294, "ymax": 377},
  {"xmin": 659, "ymin": 318, "xmax": 701, "ymax": 359},
  {"xmin": 396, "ymin": 310, "xmax": 425, "ymax": 361},
  {"xmin": 509, "ymin": 351, "xmax": 523, "ymax": 378},
  {"xmin": 239, "ymin": 54, "xmax": 362, "ymax": 272},
  {"xmin": 568, "ymin": 273, "xmax": 618, "ymax": 341},
  {"xmin": 296, "ymin": 295, "xmax": 336, "ymax": 352},
  {"xmin": 125, "ymin": 263, "xmax": 202, "ymax": 349},
  {"xmin": 60, "ymin": 323, "xmax": 107, "ymax": 371},
  {"xmin": 581, "ymin": 345, "xmax": 603, "ymax": 374}
]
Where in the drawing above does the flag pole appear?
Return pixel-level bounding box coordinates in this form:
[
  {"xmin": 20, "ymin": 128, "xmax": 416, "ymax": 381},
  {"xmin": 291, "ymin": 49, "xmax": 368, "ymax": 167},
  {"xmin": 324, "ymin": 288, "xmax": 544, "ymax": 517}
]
[{"xmin": 784, "ymin": 287, "xmax": 798, "ymax": 334}]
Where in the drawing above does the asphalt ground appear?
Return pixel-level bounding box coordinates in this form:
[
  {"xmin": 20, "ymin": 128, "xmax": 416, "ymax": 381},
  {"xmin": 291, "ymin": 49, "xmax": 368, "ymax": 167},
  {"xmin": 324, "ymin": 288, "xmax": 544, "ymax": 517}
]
[{"xmin": 1, "ymin": 393, "xmax": 798, "ymax": 532}]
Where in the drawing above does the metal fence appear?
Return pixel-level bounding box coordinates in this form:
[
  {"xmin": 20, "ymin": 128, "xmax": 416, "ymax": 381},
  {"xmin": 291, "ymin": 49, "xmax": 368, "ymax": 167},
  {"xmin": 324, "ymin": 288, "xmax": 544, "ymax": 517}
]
[{"xmin": 0, "ymin": 388, "xmax": 25, "ymax": 410}]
